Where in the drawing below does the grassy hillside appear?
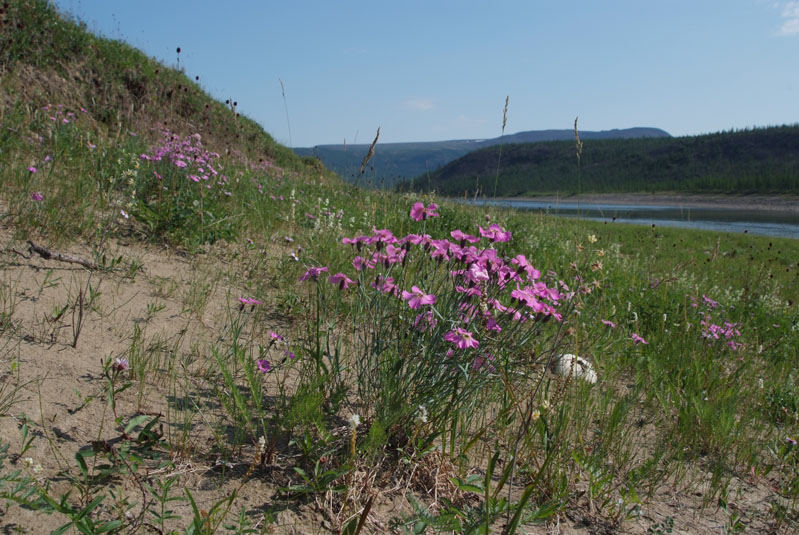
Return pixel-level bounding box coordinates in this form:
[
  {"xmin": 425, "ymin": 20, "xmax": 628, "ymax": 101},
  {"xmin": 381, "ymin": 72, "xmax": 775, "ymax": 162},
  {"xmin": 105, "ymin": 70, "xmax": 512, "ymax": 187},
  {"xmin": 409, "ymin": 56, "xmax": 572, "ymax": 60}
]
[
  {"xmin": 398, "ymin": 125, "xmax": 799, "ymax": 196},
  {"xmin": 0, "ymin": 0, "xmax": 318, "ymax": 174},
  {"xmin": 1, "ymin": 3, "xmax": 799, "ymax": 534},
  {"xmin": 294, "ymin": 127, "xmax": 669, "ymax": 188}
]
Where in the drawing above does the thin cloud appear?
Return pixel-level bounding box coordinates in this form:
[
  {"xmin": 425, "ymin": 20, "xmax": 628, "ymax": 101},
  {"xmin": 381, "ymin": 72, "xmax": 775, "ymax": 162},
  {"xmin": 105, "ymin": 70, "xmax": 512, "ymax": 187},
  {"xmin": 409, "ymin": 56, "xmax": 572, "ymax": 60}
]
[
  {"xmin": 777, "ymin": 1, "xmax": 799, "ymax": 35},
  {"xmin": 403, "ymin": 98, "xmax": 435, "ymax": 111}
]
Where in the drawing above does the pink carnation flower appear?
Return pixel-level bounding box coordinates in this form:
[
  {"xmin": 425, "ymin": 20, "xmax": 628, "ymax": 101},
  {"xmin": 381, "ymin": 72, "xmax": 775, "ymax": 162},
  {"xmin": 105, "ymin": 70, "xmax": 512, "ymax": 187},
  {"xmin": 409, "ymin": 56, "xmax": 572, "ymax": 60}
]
[
  {"xmin": 444, "ymin": 327, "xmax": 479, "ymax": 349},
  {"xmin": 409, "ymin": 202, "xmax": 439, "ymax": 221},
  {"xmin": 299, "ymin": 266, "xmax": 328, "ymax": 282},
  {"xmin": 329, "ymin": 272, "xmax": 356, "ymax": 290},
  {"xmin": 401, "ymin": 286, "xmax": 436, "ymax": 309}
]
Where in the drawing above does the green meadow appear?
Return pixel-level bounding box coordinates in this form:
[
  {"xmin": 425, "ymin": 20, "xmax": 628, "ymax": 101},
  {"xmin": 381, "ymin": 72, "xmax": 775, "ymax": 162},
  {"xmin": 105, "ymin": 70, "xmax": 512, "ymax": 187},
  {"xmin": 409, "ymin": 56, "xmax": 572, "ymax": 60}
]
[{"xmin": 1, "ymin": 2, "xmax": 798, "ymax": 534}]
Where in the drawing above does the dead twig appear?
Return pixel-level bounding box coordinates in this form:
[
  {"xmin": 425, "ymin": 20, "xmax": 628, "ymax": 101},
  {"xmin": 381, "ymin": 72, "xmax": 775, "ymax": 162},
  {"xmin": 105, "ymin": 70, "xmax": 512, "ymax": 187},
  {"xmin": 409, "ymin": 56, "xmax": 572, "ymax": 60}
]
[{"xmin": 25, "ymin": 240, "xmax": 99, "ymax": 270}]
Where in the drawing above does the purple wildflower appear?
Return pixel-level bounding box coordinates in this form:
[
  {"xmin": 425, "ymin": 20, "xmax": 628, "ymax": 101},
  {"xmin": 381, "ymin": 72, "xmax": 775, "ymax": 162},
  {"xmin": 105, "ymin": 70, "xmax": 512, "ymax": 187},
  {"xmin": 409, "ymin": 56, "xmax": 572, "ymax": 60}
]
[
  {"xmin": 444, "ymin": 327, "xmax": 479, "ymax": 349},
  {"xmin": 299, "ymin": 266, "xmax": 328, "ymax": 282},
  {"xmin": 402, "ymin": 286, "xmax": 436, "ymax": 309},
  {"xmin": 450, "ymin": 229, "xmax": 480, "ymax": 244},
  {"xmin": 479, "ymin": 223, "xmax": 512, "ymax": 243},
  {"xmin": 409, "ymin": 202, "xmax": 440, "ymax": 221},
  {"xmin": 329, "ymin": 272, "xmax": 356, "ymax": 290}
]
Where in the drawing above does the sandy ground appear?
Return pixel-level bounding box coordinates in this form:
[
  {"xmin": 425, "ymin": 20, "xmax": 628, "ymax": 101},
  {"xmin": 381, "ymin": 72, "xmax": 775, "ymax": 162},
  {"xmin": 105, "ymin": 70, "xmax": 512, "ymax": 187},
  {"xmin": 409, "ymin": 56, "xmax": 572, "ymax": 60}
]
[
  {"xmin": 0, "ymin": 225, "xmax": 794, "ymax": 534},
  {"xmin": 500, "ymin": 193, "xmax": 799, "ymax": 213}
]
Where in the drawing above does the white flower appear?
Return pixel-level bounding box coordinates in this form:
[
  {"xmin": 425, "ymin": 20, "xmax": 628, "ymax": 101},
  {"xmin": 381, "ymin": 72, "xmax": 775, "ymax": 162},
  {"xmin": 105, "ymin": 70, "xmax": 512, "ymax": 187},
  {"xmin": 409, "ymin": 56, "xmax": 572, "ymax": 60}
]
[
  {"xmin": 348, "ymin": 414, "xmax": 361, "ymax": 429},
  {"xmin": 417, "ymin": 405, "xmax": 428, "ymax": 424},
  {"xmin": 23, "ymin": 457, "xmax": 34, "ymax": 468},
  {"xmin": 120, "ymin": 209, "xmax": 129, "ymax": 219},
  {"xmin": 550, "ymin": 353, "xmax": 597, "ymax": 384}
]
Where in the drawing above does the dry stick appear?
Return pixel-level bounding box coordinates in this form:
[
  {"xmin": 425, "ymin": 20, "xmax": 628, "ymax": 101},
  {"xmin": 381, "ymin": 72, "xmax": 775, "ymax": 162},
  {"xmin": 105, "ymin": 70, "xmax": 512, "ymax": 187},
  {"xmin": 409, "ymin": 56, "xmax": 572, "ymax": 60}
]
[
  {"xmin": 358, "ymin": 127, "xmax": 381, "ymax": 179},
  {"xmin": 279, "ymin": 78, "xmax": 293, "ymax": 148},
  {"xmin": 574, "ymin": 117, "xmax": 584, "ymax": 217},
  {"xmin": 492, "ymin": 96, "xmax": 509, "ymax": 199},
  {"xmin": 25, "ymin": 240, "xmax": 99, "ymax": 270}
]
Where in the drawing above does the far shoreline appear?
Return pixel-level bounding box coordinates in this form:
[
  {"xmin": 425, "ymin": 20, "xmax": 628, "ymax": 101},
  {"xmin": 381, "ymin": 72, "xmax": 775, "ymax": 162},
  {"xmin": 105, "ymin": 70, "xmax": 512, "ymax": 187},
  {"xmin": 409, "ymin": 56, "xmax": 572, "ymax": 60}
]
[{"xmin": 486, "ymin": 192, "xmax": 799, "ymax": 214}]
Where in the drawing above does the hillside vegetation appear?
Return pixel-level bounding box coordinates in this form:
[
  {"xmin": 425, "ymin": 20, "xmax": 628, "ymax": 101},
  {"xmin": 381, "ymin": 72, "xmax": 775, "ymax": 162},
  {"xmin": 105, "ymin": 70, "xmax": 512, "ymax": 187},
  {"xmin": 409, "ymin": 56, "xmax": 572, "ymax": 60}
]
[
  {"xmin": 294, "ymin": 127, "xmax": 669, "ymax": 188},
  {"xmin": 1, "ymin": 3, "xmax": 799, "ymax": 535},
  {"xmin": 398, "ymin": 125, "xmax": 799, "ymax": 196},
  {"xmin": 0, "ymin": 0, "xmax": 321, "ymax": 175}
]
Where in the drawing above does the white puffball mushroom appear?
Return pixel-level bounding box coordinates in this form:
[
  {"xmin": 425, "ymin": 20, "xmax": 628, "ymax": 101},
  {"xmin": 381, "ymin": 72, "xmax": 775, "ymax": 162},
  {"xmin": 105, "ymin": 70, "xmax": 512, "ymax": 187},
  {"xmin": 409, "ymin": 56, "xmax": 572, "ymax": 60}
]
[{"xmin": 551, "ymin": 353, "xmax": 597, "ymax": 384}]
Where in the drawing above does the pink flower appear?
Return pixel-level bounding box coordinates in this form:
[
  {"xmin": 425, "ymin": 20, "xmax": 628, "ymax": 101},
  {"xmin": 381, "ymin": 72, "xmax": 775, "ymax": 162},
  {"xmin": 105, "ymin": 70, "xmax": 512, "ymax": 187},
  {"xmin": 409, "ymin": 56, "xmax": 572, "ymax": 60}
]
[
  {"xmin": 238, "ymin": 297, "xmax": 263, "ymax": 306},
  {"xmin": 472, "ymin": 353, "xmax": 495, "ymax": 371},
  {"xmin": 484, "ymin": 316, "xmax": 501, "ymax": 332},
  {"xmin": 409, "ymin": 202, "xmax": 439, "ymax": 221},
  {"xmin": 631, "ymin": 333, "xmax": 648, "ymax": 345},
  {"xmin": 257, "ymin": 359, "xmax": 271, "ymax": 373},
  {"xmin": 31, "ymin": 192, "xmax": 43, "ymax": 202},
  {"xmin": 444, "ymin": 327, "xmax": 479, "ymax": 349},
  {"xmin": 401, "ymin": 286, "xmax": 436, "ymax": 309},
  {"xmin": 342, "ymin": 235, "xmax": 368, "ymax": 246},
  {"xmin": 270, "ymin": 331, "xmax": 284, "ymax": 341},
  {"xmin": 329, "ymin": 272, "xmax": 356, "ymax": 290},
  {"xmin": 352, "ymin": 256, "xmax": 375, "ymax": 271},
  {"xmin": 479, "ymin": 223, "xmax": 512, "ymax": 243},
  {"xmin": 467, "ymin": 263, "xmax": 490, "ymax": 283},
  {"xmin": 28, "ymin": 166, "xmax": 37, "ymax": 173},
  {"xmin": 299, "ymin": 266, "xmax": 328, "ymax": 282},
  {"xmin": 450, "ymin": 229, "xmax": 480, "ymax": 244},
  {"xmin": 601, "ymin": 319, "xmax": 616, "ymax": 328},
  {"xmin": 371, "ymin": 275, "xmax": 397, "ymax": 295},
  {"xmin": 510, "ymin": 255, "xmax": 541, "ymax": 280},
  {"xmin": 413, "ymin": 310, "xmax": 438, "ymax": 332}
]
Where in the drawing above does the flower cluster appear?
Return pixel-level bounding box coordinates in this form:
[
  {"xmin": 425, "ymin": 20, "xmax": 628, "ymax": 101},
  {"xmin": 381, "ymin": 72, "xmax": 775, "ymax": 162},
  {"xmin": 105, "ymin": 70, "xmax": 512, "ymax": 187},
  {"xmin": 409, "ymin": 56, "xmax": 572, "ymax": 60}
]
[
  {"xmin": 140, "ymin": 128, "xmax": 228, "ymax": 190},
  {"xmin": 301, "ymin": 207, "xmax": 565, "ymax": 373},
  {"xmin": 689, "ymin": 294, "xmax": 743, "ymax": 351}
]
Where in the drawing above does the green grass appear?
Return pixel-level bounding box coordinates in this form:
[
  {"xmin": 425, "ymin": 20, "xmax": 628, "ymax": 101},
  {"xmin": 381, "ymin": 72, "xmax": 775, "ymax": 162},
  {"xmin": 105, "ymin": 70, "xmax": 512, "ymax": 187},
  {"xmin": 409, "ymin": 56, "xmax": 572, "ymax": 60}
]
[{"xmin": 1, "ymin": 2, "xmax": 798, "ymax": 534}]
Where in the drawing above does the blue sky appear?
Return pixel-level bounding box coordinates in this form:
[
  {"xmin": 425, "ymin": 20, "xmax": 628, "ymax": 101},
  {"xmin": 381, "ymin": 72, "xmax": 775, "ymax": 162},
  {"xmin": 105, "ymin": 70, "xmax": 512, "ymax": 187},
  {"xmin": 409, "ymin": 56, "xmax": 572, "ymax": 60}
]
[{"xmin": 53, "ymin": 0, "xmax": 799, "ymax": 147}]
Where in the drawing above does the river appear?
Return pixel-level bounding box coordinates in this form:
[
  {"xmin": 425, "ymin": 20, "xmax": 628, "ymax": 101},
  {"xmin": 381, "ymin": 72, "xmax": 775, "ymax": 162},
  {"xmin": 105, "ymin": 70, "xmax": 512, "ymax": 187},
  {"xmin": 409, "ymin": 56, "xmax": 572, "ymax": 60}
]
[{"xmin": 466, "ymin": 198, "xmax": 799, "ymax": 239}]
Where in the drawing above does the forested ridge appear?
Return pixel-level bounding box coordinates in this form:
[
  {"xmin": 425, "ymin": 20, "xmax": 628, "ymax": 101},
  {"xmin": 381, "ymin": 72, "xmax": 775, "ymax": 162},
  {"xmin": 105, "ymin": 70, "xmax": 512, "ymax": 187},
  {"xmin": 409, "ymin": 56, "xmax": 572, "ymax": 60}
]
[{"xmin": 398, "ymin": 125, "xmax": 799, "ymax": 196}]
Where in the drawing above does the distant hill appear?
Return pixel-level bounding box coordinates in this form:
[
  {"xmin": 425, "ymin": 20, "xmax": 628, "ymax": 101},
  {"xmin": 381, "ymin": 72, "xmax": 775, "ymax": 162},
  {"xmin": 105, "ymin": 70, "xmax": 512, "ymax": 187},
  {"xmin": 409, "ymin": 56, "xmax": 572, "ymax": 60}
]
[
  {"xmin": 396, "ymin": 125, "xmax": 799, "ymax": 197},
  {"xmin": 293, "ymin": 127, "xmax": 670, "ymax": 187}
]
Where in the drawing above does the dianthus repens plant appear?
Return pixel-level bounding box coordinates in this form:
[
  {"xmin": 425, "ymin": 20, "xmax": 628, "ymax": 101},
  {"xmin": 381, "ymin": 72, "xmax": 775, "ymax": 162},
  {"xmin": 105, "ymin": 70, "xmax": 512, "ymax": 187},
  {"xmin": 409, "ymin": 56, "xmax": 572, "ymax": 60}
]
[{"xmin": 297, "ymin": 201, "xmax": 579, "ymax": 458}]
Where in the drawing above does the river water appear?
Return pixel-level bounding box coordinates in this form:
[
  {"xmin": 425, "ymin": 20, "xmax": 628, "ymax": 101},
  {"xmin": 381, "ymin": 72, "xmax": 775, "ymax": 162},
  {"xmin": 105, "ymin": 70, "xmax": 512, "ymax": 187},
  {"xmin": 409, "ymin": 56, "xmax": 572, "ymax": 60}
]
[{"xmin": 466, "ymin": 199, "xmax": 799, "ymax": 239}]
